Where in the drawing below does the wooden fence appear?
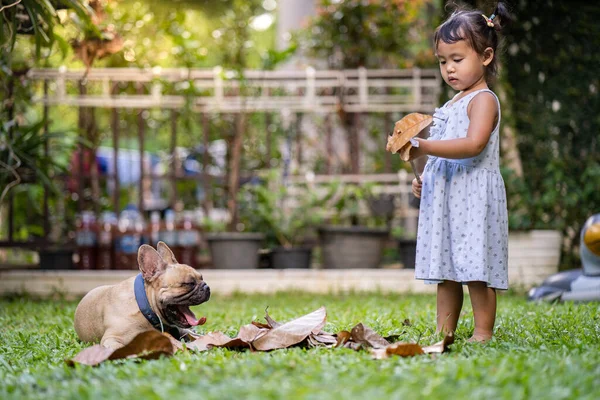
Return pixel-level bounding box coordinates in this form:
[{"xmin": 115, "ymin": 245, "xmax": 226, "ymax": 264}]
[{"xmin": 2, "ymin": 67, "xmax": 440, "ymax": 251}]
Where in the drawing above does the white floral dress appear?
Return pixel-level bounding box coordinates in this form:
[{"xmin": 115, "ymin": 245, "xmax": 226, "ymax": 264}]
[{"xmin": 414, "ymin": 89, "xmax": 509, "ymax": 289}]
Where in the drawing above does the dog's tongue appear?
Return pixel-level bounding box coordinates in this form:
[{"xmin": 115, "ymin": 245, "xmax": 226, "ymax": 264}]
[{"xmin": 177, "ymin": 305, "xmax": 206, "ymax": 326}]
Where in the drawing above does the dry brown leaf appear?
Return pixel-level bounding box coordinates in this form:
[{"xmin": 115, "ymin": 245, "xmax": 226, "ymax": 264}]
[
  {"xmin": 371, "ymin": 342, "xmax": 425, "ymax": 359},
  {"xmin": 371, "ymin": 332, "xmax": 455, "ymax": 359},
  {"xmin": 309, "ymin": 333, "xmax": 338, "ymax": 346},
  {"xmin": 67, "ymin": 308, "xmax": 455, "ymax": 364},
  {"xmin": 422, "ymin": 332, "xmax": 455, "ymax": 354},
  {"xmin": 344, "ymin": 341, "xmax": 363, "ymax": 351},
  {"xmin": 251, "ymin": 321, "xmax": 272, "ymax": 330},
  {"xmin": 186, "ymin": 331, "xmax": 251, "ymax": 352},
  {"xmin": 163, "ymin": 332, "xmax": 185, "ymax": 352},
  {"xmin": 238, "ymin": 324, "xmax": 269, "ymax": 343},
  {"xmin": 264, "ymin": 308, "xmax": 282, "ymax": 329},
  {"xmin": 184, "ymin": 339, "xmax": 210, "ymax": 352},
  {"xmin": 252, "ymin": 307, "xmax": 327, "ymax": 351},
  {"xmin": 109, "ymin": 331, "xmax": 175, "ymax": 360},
  {"xmin": 399, "ymin": 144, "xmax": 413, "ymax": 162},
  {"xmin": 386, "ymin": 342, "xmax": 425, "ymax": 357},
  {"xmin": 186, "ymin": 307, "xmax": 326, "ymax": 352},
  {"xmin": 385, "ymin": 113, "xmax": 433, "ymax": 161},
  {"xmin": 306, "ymin": 336, "xmax": 319, "ymax": 347},
  {"xmin": 349, "ymin": 323, "xmax": 390, "ymax": 349},
  {"xmin": 66, "ymin": 330, "xmax": 175, "ymax": 366},
  {"xmin": 335, "ymin": 330, "xmax": 351, "ymax": 348},
  {"xmin": 65, "ymin": 344, "xmax": 114, "ymax": 367}
]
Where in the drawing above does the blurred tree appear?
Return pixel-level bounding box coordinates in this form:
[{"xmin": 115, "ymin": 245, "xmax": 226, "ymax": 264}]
[
  {"xmin": 70, "ymin": 0, "xmax": 122, "ymax": 74},
  {"xmin": 211, "ymin": 0, "xmax": 264, "ymax": 230},
  {"xmin": 500, "ymin": 0, "xmax": 600, "ymax": 266},
  {"xmin": 300, "ymin": 0, "xmax": 434, "ymax": 173},
  {"xmin": 303, "ymin": 0, "xmax": 431, "ymax": 69},
  {"xmin": 450, "ymin": 0, "xmax": 600, "ymax": 266}
]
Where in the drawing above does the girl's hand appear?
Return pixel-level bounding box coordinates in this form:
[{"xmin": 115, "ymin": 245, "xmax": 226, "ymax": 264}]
[
  {"xmin": 407, "ymin": 138, "xmax": 427, "ymax": 161},
  {"xmin": 412, "ymin": 177, "xmax": 422, "ymax": 198}
]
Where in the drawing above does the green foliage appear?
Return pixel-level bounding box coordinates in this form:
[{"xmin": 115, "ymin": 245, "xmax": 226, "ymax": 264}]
[
  {"xmin": 213, "ymin": 0, "xmax": 260, "ymax": 71},
  {"xmin": 260, "ymin": 43, "xmax": 297, "ymax": 70},
  {"xmin": 502, "ymin": 1, "xmax": 600, "ymax": 263},
  {"xmin": 391, "ymin": 225, "xmax": 411, "ymax": 239},
  {"xmin": 199, "ymin": 216, "xmax": 227, "ymax": 233},
  {"xmin": 1, "ymin": 0, "xmax": 90, "ymax": 197},
  {"xmin": 1, "ymin": 293, "xmax": 599, "ymax": 399},
  {"xmin": 301, "ymin": 0, "xmax": 434, "ymax": 68},
  {"xmin": 238, "ymin": 171, "xmax": 338, "ymax": 247},
  {"xmin": 327, "ymin": 182, "xmax": 386, "ymax": 227},
  {"xmin": 96, "ymin": 1, "xmax": 211, "ymax": 68},
  {"xmin": 0, "ymin": 119, "xmax": 76, "ymax": 199},
  {"xmin": 35, "ymin": 0, "xmax": 275, "ymax": 70},
  {"xmin": 0, "ymin": 0, "xmax": 92, "ymax": 60},
  {"xmin": 0, "ymin": 1, "xmax": 92, "ymax": 244}
]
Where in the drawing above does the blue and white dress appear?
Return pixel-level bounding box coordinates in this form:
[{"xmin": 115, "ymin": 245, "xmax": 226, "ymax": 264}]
[{"xmin": 414, "ymin": 89, "xmax": 509, "ymax": 289}]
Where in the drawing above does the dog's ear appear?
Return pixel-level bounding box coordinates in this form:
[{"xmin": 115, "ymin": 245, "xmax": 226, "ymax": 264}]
[
  {"xmin": 157, "ymin": 241, "xmax": 178, "ymax": 265},
  {"xmin": 138, "ymin": 244, "xmax": 167, "ymax": 281}
]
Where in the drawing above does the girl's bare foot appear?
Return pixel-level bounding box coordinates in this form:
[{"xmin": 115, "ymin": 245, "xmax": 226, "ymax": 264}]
[{"xmin": 467, "ymin": 333, "xmax": 492, "ymax": 343}]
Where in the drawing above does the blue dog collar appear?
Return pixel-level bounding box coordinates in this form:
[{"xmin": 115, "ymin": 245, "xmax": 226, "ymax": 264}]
[
  {"xmin": 134, "ymin": 273, "xmax": 163, "ymax": 330},
  {"xmin": 134, "ymin": 273, "xmax": 182, "ymax": 339}
]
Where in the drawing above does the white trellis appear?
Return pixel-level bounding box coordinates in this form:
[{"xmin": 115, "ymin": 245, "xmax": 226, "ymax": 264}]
[{"xmin": 28, "ymin": 66, "xmax": 441, "ymax": 113}]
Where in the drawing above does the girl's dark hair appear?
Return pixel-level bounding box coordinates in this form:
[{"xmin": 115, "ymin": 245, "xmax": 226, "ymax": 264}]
[{"xmin": 434, "ymin": 1, "xmax": 512, "ymax": 78}]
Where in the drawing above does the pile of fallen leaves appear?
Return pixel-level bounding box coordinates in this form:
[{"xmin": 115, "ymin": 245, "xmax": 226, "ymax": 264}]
[{"xmin": 67, "ymin": 307, "xmax": 453, "ymax": 366}]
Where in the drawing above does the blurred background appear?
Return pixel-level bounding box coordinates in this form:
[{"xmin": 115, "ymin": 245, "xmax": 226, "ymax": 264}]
[{"xmin": 0, "ymin": 0, "xmax": 598, "ymax": 274}]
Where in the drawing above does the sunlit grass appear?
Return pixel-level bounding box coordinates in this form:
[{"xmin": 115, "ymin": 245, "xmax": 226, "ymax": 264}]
[{"xmin": 1, "ymin": 292, "xmax": 599, "ymax": 399}]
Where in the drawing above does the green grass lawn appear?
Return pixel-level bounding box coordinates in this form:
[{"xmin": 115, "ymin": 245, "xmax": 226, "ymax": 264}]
[{"xmin": 1, "ymin": 292, "xmax": 599, "ymax": 399}]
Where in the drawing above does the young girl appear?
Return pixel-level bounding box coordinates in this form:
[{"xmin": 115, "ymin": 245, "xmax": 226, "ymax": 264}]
[{"xmin": 408, "ymin": 2, "xmax": 511, "ymax": 342}]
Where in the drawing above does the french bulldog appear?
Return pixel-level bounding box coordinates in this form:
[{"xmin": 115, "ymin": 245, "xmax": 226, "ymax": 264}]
[{"xmin": 74, "ymin": 241, "xmax": 210, "ymax": 349}]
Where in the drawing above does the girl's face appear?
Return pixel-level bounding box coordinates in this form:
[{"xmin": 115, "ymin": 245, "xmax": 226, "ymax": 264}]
[{"xmin": 436, "ymin": 39, "xmax": 493, "ymax": 92}]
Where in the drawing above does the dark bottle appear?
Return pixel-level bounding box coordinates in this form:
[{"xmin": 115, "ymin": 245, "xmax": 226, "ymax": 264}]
[
  {"xmin": 149, "ymin": 211, "xmax": 161, "ymax": 247},
  {"xmin": 159, "ymin": 209, "xmax": 178, "ymax": 259},
  {"xmin": 75, "ymin": 211, "xmax": 97, "ymax": 270},
  {"xmin": 97, "ymin": 211, "xmax": 117, "ymax": 270},
  {"xmin": 115, "ymin": 204, "xmax": 146, "ymax": 270},
  {"xmin": 176, "ymin": 211, "xmax": 199, "ymax": 268}
]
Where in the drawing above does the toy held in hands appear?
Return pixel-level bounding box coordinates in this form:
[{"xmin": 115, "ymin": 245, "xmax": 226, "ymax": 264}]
[{"xmin": 385, "ymin": 113, "xmax": 433, "ymax": 161}]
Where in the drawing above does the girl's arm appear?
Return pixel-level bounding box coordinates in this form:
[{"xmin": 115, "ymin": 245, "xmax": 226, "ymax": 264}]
[{"xmin": 410, "ymin": 92, "xmax": 498, "ymax": 160}]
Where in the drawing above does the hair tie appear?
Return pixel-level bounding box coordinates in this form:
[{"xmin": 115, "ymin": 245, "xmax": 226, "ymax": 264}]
[{"xmin": 482, "ymin": 14, "xmax": 495, "ymax": 27}]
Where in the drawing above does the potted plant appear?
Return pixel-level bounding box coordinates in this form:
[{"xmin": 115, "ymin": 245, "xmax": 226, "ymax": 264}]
[
  {"xmin": 238, "ymin": 172, "xmax": 334, "ymax": 269},
  {"xmin": 318, "ymin": 183, "xmax": 390, "ymax": 269},
  {"xmin": 200, "ymin": 211, "xmax": 264, "ymax": 270}
]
